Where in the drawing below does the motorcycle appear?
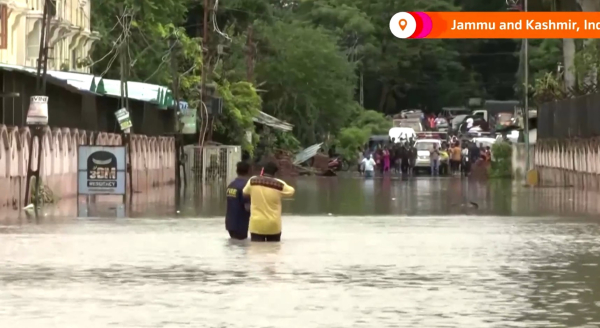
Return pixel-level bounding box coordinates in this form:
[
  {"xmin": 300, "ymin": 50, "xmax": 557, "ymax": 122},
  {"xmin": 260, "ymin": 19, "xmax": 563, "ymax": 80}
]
[{"xmin": 328, "ymin": 157, "xmax": 349, "ymax": 171}]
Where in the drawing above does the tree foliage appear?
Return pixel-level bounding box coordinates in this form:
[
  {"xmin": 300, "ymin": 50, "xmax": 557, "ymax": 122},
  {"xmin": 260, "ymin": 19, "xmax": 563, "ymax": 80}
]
[{"xmin": 89, "ymin": 0, "xmax": 597, "ymax": 152}]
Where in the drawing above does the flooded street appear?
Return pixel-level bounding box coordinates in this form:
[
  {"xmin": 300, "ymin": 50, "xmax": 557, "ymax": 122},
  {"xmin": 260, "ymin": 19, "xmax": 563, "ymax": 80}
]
[{"xmin": 2, "ymin": 177, "xmax": 600, "ymax": 327}]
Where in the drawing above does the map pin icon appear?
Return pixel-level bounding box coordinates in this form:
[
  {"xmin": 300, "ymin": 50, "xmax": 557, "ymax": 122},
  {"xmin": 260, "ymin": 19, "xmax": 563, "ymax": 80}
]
[{"xmin": 399, "ymin": 19, "xmax": 407, "ymax": 30}]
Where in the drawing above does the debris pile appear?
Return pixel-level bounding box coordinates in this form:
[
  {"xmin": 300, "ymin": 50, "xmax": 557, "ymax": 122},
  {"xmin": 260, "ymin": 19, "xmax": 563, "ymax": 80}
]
[
  {"xmin": 254, "ymin": 150, "xmax": 299, "ymax": 176},
  {"xmin": 254, "ymin": 143, "xmax": 335, "ymax": 177}
]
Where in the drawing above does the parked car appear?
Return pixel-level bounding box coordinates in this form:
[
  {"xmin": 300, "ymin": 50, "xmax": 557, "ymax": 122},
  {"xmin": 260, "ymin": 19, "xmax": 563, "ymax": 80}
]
[
  {"xmin": 413, "ymin": 139, "xmax": 449, "ymax": 174},
  {"xmin": 389, "ymin": 127, "xmax": 416, "ymax": 143},
  {"xmin": 450, "ymin": 114, "xmax": 468, "ymax": 134},
  {"xmin": 471, "ymin": 137, "xmax": 496, "ymax": 149},
  {"xmin": 435, "ymin": 117, "xmax": 449, "ymax": 131},
  {"xmin": 392, "ymin": 118, "xmax": 424, "ymax": 132}
]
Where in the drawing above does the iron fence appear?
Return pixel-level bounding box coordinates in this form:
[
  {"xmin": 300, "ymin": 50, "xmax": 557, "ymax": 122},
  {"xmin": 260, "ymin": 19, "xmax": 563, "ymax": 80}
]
[
  {"xmin": 183, "ymin": 145, "xmax": 241, "ymax": 186},
  {"xmin": 539, "ymin": 92, "xmax": 600, "ymax": 139}
]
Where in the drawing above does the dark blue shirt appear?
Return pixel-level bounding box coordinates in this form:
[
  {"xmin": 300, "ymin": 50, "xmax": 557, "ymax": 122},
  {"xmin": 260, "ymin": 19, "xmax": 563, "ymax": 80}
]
[{"xmin": 225, "ymin": 177, "xmax": 250, "ymax": 233}]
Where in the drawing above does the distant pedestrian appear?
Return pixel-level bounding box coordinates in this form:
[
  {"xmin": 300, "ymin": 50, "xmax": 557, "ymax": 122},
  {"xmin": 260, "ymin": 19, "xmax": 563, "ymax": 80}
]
[
  {"xmin": 382, "ymin": 148, "xmax": 391, "ymax": 173},
  {"xmin": 357, "ymin": 148, "xmax": 364, "ymax": 175},
  {"xmin": 430, "ymin": 144, "xmax": 440, "ymax": 176},
  {"xmin": 450, "ymin": 142, "xmax": 461, "ymax": 175},
  {"xmin": 362, "ymin": 155, "xmax": 376, "ymax": 178},
  {"xmin": 225, "ymin": 161, "xmax": 251, "ymax": 240}
]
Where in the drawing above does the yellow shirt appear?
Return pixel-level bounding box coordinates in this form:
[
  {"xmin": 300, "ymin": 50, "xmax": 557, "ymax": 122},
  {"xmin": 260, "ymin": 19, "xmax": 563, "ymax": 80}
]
[{"xmin": 242, "ymin": 175, "xmax": 295, "ymax": 235}]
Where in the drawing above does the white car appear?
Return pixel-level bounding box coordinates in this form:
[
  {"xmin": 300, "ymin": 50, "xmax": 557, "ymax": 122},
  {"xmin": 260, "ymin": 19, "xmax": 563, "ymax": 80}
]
[
  {"xmin": 472, "ymin": 137, "xmax": 496, "ymax": 149},
  {"xmin": 389, "ymin": 127, "xmax": 416, "ymax": 143},
  {"xmin": 414, "ymin": 139, "xmax": 442, "ymax": 168}
]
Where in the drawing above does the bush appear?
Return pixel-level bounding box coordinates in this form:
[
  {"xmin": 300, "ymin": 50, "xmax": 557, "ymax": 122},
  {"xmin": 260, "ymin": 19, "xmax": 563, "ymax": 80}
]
[
  {"xmin": 336, "ymin": 126, "xmax": 370, "ymax": 162},
  {"xmin": 335, "ymin": 109, "xmax": 390, "ymax": 162},
  {"xmin": 489, "ymin": 141, "xmax": 512, "ymax": 178}
]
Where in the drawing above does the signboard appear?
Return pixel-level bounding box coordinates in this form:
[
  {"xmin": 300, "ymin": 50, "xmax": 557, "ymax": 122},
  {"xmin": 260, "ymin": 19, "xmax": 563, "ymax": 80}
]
[
  {"xmin": 78, "ymin": 146, "xmax": 126, "ymax": 195},
  {"xmin": 114, "ymin": 108, "xmax": 132, "ymax": 132},
  {"xmin": 179, "ymin": 108, "xmax": 197, "ymax": 134},
  {"xmin": 26, "ymin": 95, "xmax": 49, "ymax": 125}
]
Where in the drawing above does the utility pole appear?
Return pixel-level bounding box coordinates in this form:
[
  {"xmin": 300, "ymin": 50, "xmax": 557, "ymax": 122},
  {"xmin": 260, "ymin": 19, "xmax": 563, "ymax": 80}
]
[
  {"xmin": 200, "ymin": 0, "xmax": 211, "ymax": 145},
  {"xmin": 118, "ymin": 9, "xmax": 133, "ymax": 201},
  {"xmin": 246, "ymin": 25, "xmax": 253, "ymax": 82},
  {"xmin": 523, "ymin": 0, "xmax": 530, "ymax": 172},
  {"xmin": 170, "ymin": 35, "xmax": 183, "ymax": 202},
  {"xmin": 25, "ymin": 0, "xmax": 52, "ymax": 208},
  {"xmin": 359, "ymin": 71, "xmax": 364, "ymax": 107},
  {"xmin": 35, "ymin": 0, "xmax": 50, "ymax": 92},
  {"xmin": 41, "ymin": 0, "xmax": 52, "ymax": 93}
]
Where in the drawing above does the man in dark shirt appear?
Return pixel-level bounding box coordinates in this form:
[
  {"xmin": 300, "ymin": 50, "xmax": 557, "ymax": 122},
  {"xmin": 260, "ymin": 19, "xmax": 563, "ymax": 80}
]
[
  {"xmin": 469, "ymin": 141, "xmax": 480, "ymax": 164},
  {"xmin": 225, "ymin": 161, "xmax": 251, "ymax": 240}
]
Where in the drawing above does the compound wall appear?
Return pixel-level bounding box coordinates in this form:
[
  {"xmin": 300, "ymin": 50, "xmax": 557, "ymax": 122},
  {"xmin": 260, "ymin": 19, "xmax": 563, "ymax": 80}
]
[{"xmin": 0, "ymin": 124, "xmax": 176, "ymax": 211}]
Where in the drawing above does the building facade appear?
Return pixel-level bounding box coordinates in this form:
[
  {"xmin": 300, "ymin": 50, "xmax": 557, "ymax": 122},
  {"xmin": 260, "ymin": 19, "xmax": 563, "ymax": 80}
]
[{"xmin": 0, "ymin": 0, "xmax": 98, "ymax": 72}]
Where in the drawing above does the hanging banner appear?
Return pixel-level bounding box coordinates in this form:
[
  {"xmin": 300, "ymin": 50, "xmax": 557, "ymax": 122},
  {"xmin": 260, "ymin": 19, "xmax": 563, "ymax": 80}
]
[
  {"xmin": 78, "ymin": 146, "xmax": 127, "ymax": 195},
  {"xmin": 26, "ymin": 95, "xmax": 49, "ymax": 125},
  {"xmin": 179, "ymin": 108, "xmax": 197, "ymax": 134},
  {"xmin": 114, "ymin": 108, "xmax": 132, "ymax": 132}
]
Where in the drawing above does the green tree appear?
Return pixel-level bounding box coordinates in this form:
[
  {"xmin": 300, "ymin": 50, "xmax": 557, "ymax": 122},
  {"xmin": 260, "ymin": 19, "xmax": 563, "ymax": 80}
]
[
  {"xmin": 214, "ymin": 80, "xmax": 262, "ymax": 155},
  {"xmin": 252, "ymin": 20, "xmax": 359, "ymax": 145}
]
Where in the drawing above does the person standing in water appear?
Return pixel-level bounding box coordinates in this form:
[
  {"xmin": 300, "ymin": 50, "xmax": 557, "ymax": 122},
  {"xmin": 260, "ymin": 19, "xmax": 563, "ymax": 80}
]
[
  {"xmin": 225, "ymin": 161, "xmax": 251, "ymax": 240},
  {"xmin": 382, "ymin": 147, "xmax": 391, "ymax": 174},
  {"xmin": 361, "ymin": 154, "xmax": 376, "ymax": 178},
  {"xmin": 430, "ymin": 144, "xmax": 440, "ymax": 176},
  {"xmin": 357, "ymin": 148, "xmax": 364, "ymax": 175},
  {"xmin": 243, "ymin": 162, "xmax": 295, "ymax": 242}
]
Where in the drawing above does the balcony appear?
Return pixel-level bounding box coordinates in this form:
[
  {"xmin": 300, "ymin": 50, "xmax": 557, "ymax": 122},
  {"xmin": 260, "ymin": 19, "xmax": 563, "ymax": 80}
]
[{"xmin": 0, "ymin": 0, "xmax": 99, "ymax": 72}]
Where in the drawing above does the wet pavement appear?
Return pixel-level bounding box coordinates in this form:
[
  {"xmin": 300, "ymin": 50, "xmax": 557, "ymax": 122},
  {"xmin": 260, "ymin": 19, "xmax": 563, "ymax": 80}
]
[{"xmin": 2, "ymin": 176, "xmax": 600, "ymax": 327}]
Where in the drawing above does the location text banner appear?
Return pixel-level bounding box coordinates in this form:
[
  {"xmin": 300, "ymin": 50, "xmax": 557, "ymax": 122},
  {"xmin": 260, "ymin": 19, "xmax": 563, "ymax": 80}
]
[{"xmin": 391, "ymin": 12, "xmax": 600, "ymax": 39}]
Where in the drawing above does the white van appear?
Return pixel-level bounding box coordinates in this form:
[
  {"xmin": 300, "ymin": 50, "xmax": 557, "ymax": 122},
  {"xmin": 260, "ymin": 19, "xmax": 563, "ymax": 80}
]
[{"xmin": 389, "ymin": 127, "xmax": 416, "ymax": 143}]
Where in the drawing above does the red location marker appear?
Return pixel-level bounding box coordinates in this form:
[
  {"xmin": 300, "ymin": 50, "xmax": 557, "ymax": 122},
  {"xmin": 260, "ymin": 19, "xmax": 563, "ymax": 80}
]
[{"xmin": 399, "ymin": 19, "xmax": 407, "ymax": 30}]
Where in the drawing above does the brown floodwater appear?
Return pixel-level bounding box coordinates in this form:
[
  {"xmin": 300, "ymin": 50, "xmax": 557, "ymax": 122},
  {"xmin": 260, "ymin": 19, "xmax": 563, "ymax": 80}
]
[{"xmin": 1, "ymin": 176, "xmax": 600, "ymax": 327}]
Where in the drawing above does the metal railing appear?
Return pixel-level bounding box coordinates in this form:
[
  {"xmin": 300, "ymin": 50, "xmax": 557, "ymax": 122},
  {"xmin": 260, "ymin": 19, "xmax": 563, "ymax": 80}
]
[{"xmin": 183, "ymin": 145, "xmax": 241, "ymax": 186}]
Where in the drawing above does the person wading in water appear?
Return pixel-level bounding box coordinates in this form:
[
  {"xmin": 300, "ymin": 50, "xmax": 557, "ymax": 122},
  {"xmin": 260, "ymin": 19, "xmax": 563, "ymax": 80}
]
[
  {"xmin": 225, "ymin": 161, "xmax": 251, "ymax": 240},
  {"xmin": 243, "ymin": 162, "xmax": 295, "ymax": 242},
  {"xmin": 400, "ymin": 142, "xmax": 410, "ymax": 175}
]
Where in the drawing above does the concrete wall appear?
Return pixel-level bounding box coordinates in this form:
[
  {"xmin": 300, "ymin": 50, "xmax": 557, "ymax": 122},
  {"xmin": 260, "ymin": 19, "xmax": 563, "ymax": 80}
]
[
  {"xmin": 535, "ymin": 139, "xmax": 600, "ymax": 190},
  {"xmin": 0, "ymin": 124, "xmax": 176, "ymax": 213},
  {"xmin": 512, "ymin": 143, "xmax": 535, "ymax": 182}
]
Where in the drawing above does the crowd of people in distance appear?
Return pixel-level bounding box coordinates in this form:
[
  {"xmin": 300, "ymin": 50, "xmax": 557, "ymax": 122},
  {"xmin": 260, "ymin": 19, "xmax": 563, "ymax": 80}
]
[
  {"xmin": 358, "ymin": 137, "xmax": 418, "ymax": 177},
  {"xmin": 357, "ymin": 136, "xmax": 492, "ymax": 177},
  {"xmin": 447, "ymin": 138, "xmax": 492, "ymax": 176}
]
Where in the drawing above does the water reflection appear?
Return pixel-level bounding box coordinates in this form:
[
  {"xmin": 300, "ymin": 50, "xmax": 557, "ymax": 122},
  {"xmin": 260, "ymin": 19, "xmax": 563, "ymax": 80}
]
[
  {"xmin": 174, "ymin": 176, "xmax": 600, "ymax": 218},
  {"xmin": 1, "ymin": 177, "xmax": 600, "ymax": 327}
]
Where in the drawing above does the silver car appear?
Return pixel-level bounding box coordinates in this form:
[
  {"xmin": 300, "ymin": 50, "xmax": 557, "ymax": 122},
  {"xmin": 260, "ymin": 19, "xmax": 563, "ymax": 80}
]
[{"xmin": 435, "ymin": 117, "xmax": 449, "ymax": 131}]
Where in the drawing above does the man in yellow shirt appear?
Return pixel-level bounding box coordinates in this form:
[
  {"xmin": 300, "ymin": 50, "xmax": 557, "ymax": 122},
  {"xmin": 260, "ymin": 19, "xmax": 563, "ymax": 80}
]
[{"xmin": 242, "ymin": 162, "xmax": 295, "ymax": 242}]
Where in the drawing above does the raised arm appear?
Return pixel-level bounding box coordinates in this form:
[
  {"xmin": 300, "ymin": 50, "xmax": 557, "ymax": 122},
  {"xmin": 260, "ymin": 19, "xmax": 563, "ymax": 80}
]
[
  {"xmin": 242, "ymin": 177, "xmax": 252, "ymax": 195},
  {"xmin": 280, "ymin": 181, "xmax": 295, "ymax": 198}
]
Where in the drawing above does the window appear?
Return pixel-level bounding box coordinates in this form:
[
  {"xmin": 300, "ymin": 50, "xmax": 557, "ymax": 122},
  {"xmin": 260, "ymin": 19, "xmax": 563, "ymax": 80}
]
[
  {"xmin": 415, "ymin": 142, "xmax": 438, "ymax": 151},
  {"xmin": 0, "ymin": 5, "xmax": 7, "ymax": 50}
]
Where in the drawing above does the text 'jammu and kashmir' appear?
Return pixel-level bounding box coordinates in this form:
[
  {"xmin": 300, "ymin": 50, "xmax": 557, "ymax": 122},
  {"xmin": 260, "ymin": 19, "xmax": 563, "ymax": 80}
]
[{"xmin": 451, "ymin": 20, "xmax": 600, "ymax": 31}]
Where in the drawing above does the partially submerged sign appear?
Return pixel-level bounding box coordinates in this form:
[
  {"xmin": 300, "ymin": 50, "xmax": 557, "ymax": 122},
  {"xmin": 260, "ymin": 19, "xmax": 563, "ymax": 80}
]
[
  {"xmin": 78, "ymin": 146, "xmax": 126, "ymax": 195},
  {"xmin": 26, "ymin": 95, "xmax": 48, "ymax": 125},
  {"xmin": 114, "ymin": 108, "xmax": 132, "ymax": 132}
]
